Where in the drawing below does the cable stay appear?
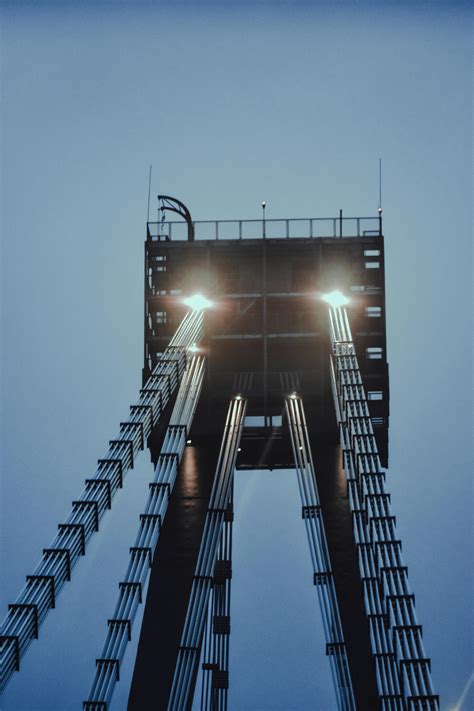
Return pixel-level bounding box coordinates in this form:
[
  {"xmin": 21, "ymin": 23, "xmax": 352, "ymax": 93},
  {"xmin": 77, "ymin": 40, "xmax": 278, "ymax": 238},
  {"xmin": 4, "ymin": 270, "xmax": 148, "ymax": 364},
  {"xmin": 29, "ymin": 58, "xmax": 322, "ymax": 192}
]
[
  {"xmin": 168, "ymin": 395, "xmax": 247, "ymax": 710},
  {"xmin": 83, "ymin": 355, "xmax": 206, "ymax": 711},
  {"xmin": 327, "ymin": 304, "xmax": 439, "ymax": 711},
  {"xmin": 0, "ymin": 309, "xmax": 204, "ymax": 694},
  {"xmin": 198, "ymin": 485, "xmax": 234, "ymax": 711},
  {"xmin": 285, "ymin": 394, "xmax": 356, "ymax": 711}
]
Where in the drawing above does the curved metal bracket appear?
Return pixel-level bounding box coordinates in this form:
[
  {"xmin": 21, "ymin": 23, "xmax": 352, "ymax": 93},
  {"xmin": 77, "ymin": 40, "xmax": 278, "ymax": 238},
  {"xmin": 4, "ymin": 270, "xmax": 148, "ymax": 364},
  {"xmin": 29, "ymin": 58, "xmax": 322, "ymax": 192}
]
[{"xmin": 158, "ymin": 195, "xmax": 195, "ymax": 242}]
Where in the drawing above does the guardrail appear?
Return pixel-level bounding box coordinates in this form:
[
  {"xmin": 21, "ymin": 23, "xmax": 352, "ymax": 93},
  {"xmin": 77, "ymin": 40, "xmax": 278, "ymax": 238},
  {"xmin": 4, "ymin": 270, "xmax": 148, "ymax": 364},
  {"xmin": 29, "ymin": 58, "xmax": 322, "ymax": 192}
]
[{"xmin": 146, "ymin": 216, "xmax": 382, "ymax": 241}]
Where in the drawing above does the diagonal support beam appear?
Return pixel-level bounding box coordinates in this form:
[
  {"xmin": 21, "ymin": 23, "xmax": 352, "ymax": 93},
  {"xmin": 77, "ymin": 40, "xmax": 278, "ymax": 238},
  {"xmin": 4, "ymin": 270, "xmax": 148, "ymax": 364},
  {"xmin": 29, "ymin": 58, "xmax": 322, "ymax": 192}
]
[
  {"xmin": 327, "ymin": 302, "xmax": 439, "ymax": 710},
  {"xmin": 285, "ymin": 394, "xmax": 356, "ymax": 711},
  {"xmin": 83, "ymin": 355, "xmax": 206, "ymax": 711},
  {"xmin": 0, "ymin": 309, "xmax": 204, "ymax": 694},
  {"xmin": 168, "ymin": 395, "xmax": 247, "ymax": 711},
  {"xmin": 199, "ymin": 491, "xmax": 234, "ymax": 711}
]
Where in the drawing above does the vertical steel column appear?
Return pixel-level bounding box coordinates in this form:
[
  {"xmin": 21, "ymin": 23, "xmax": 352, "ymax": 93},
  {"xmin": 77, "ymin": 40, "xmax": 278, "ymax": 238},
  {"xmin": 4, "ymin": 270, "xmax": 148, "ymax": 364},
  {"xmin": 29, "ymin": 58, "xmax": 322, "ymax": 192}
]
[
  {"xmin": 327, "ymin": 305, "xmax": 439, "ymax": 711},
  {"xmin": 83, "ymin": 356, "xmax": 206, "ymax": 711},
  {"xmin": 199, "ymin": 485, "xmax": 234, "ymax": 711},
  {"xmin": 285, "ymin": 394, "xmax": 356, "ymax": 711},
  {"xmin": 0, "ymin": 309, "xmax": 204, "ymax": 694},
  {"xmin": 168, "ymin": 395, "xmax": 247, "ymax": 710}
]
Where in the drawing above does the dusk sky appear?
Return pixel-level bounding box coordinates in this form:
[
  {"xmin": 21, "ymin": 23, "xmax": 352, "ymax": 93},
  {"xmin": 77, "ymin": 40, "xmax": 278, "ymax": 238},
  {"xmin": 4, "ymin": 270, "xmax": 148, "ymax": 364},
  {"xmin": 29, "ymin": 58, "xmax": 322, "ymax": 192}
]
[{"xmin": 1, "ymin": 2, "xmax": 472, "ymax": 710}]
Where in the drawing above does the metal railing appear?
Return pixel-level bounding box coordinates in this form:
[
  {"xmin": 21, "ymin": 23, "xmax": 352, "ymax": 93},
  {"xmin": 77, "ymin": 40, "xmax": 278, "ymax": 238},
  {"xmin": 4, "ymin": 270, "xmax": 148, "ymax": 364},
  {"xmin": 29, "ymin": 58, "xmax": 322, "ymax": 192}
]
[{"xmin": 147, "ymin": 215, "xmax": 382, "ymax": 242}]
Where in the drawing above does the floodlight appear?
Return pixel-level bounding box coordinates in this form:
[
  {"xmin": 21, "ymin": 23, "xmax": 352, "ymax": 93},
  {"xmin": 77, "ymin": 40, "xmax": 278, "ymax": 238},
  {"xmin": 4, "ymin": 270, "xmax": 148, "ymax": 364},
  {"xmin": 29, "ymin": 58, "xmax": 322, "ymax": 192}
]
[
  {"xmin": 289, "ymin": 392, "xmax": 298, "ymax": 399},
  {"xmin": 322, "ymin": 290, "xmax": 349, "ymax": 309},
  {"xmin": 183, "ymin": 294, "xmax": 213, "ymax": 311}
]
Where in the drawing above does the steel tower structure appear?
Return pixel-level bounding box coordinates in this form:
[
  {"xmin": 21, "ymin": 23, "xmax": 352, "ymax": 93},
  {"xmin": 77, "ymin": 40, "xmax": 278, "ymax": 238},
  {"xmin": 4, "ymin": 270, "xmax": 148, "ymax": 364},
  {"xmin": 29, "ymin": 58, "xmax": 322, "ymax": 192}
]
[{"xmin": 0, "ymin": 198, "xmax": 439, "ymax": 710}]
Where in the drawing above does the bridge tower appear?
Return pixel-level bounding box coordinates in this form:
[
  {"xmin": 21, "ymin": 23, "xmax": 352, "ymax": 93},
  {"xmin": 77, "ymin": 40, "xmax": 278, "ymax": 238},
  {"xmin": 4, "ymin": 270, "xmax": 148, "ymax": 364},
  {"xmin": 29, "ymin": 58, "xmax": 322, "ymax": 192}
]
[{"xmin": 0, "ymin": 198, "xmax": 439, "ymax": 711}]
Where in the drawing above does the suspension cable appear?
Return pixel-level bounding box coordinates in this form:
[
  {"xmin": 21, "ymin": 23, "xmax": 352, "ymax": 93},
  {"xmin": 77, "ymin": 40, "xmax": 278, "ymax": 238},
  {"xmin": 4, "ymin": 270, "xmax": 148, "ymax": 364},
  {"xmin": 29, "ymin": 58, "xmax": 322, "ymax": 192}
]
[
  {"xmin": 83, "ymin": 355, "xmax": 206, "ymax": 711},
  {"xmin": 0, "ymin": 309, "xmax": 204, "ymax": 693},
  {"xmin": 199, "ymin": 483, "xmax": 233, "ymax": 711},
  {"xmin": 328, "ymin": 304, "xmax": 439, "ymax": 711},
  {"xmin": 285, "ymin": 394, "xmax": 356, "ymax": 711},
  {"xmin": 168, "ymin": 395, "xmax": 247, "ymax": 710}
]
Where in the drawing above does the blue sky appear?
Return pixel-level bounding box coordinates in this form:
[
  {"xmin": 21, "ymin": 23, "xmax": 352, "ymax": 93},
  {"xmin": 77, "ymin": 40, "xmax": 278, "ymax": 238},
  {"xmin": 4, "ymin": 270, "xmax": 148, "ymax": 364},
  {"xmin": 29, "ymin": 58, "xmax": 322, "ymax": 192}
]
[{"xmin": 1, "ymin": 2, "xmax": 472, "ymax": 709}]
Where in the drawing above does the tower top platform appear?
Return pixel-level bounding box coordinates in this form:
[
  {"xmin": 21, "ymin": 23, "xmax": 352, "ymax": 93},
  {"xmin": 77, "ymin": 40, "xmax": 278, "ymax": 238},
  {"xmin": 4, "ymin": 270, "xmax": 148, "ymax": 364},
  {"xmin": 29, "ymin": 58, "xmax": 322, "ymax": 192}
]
[{"xmin": 143, "ymin": 212, "xmax": 389, "ymax": 468}]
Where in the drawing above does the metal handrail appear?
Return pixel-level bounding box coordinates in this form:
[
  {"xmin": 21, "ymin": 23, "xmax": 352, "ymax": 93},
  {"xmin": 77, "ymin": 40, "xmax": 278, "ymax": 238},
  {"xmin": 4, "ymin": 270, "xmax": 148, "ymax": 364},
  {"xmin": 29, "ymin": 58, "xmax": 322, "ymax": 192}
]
[{"xmin": 147, "ymin": 215, "xmax": 382, "ymax": 241}]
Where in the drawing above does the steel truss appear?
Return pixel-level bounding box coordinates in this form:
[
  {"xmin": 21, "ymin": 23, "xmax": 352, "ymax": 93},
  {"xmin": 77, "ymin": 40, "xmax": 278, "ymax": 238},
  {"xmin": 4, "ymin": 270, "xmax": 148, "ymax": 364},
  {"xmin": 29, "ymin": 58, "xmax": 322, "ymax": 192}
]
[
  {"xmin": 0, "ymin": 309, "xmax": 204, "ymax": 694},
  {"xmin": 328, "ymin": 305, "xmax": 439, "ymax": 711},
  {"xmin": 168, "ymin": 395, "xmax": 247, "ymax": 710},
  {"xmin": 199, "ymin": 486, "xmax": 234, "ymax": 711},
  {"xmin": 83, "ymin": 355, "xmax": 206, "ymax": 711},
  {"xmin": 285, "ymin": 394, "xmax": 356, "ymax": 711}
]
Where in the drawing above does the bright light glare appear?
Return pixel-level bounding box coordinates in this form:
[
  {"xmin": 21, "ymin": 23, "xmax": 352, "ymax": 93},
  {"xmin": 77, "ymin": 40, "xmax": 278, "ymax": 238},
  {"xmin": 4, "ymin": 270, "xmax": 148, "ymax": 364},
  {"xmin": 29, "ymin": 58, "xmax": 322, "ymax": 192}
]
[
  {"xmin": 183, "ymin": 294, "xmax": 213, "ymax": 311},
  {"xmin": 322, "ymin": 290, "xmax": 349, "ymax": 308},
  {"xmin": 290, "ymin": 392, "xmax": 298, "ymax": 399},
  {"xmin": 188, "ymin": 344, "xmax": 200, "ymax": 353}
]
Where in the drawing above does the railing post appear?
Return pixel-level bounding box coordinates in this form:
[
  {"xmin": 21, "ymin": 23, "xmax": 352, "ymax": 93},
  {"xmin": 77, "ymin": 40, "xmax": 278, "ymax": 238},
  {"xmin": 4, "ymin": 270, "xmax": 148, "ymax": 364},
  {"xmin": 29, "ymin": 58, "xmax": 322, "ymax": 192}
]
[{"xmin": 339, "ymin": 209, "xmax": 343, "ymax": 238}]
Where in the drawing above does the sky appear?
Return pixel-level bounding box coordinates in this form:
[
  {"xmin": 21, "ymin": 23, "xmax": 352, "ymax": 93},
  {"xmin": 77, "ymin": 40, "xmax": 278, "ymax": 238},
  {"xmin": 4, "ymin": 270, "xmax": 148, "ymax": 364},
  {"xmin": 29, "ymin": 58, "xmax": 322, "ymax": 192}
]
[{"xmin": 1, "ymin": 1, "xmax": 472, "ymax": 710}]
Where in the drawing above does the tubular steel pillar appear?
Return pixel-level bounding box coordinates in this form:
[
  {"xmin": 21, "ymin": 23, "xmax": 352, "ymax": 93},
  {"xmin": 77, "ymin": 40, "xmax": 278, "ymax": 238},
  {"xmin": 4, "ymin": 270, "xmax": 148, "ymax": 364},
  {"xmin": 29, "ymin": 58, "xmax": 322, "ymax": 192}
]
[
  {"xmin": 84, "ymin": 355, "xmax": 206, "ymax": 711},
  {"xmin": 285, "ymin": 394, "xmax": 356, "ymax": 711},
  {"xmin": 167, "ymin": 395, "xmax": 247, "ymax": 710},
  {"xmin": 0, "ymin": 309, "xmax": 204, "ymax": 694},
  {"xmin": 327, "ymin": 304, "xmax": 439, "ymax": 711}
]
